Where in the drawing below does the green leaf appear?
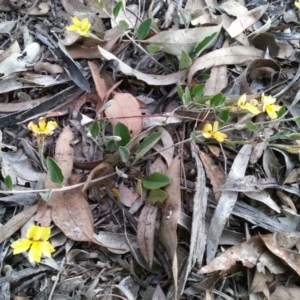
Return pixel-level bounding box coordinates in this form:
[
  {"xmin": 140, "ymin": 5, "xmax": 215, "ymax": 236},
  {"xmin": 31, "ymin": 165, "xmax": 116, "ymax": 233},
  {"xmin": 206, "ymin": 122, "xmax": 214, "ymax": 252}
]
[
  {"xmin": 142, "ymin": 172, "xmax": 171, "ymax": 190},
  {"xmin": 218, "ymin": 109, "xmax": 229, "ymax": 126},
  {"xmin": 277, "ymin": 106, "xmax": 286, "ymax": 118},
  {"xmin": 146, "ymin": 44, "xmax": 161, "ymax": 54},
  {"xmin": 98, "ymin": 1, "xmax": 105, "ymax": 10},
  {"xmin": 134, "ymin": 132, "xmax": 162, "ymax": 163},
  {"xmin": 39, "ymin": 190, "xmax": 53, "ymax": 201},
  {"xmin": 137, "ymin": 18, "xmax": 152, "ymax": 40},
  {"xmin": 46, "ymin": 157, "xmax": 64, "ymax": 185},
  {"xmin": 191, "ymin": 32, "xmax": 218, "ymax": 58},
  {"xmin": 182, "ymin": 86, "xmax": 192, "ymax": 105},
  {"xmin": 89, "ymin": 122, "xmax": 100, "ymax": 139},
  {"xmin": 179, "ymin": 50, "xmax": 192, "ymax": 70},
  {"xmin": 190, "ymin": 83, "xmax": 205, "ymax": 98},
  {"xmin": 288, "ymin": 133, "xmax": 300, "ymax": 140},
  {"xmin": 195, "ymin": 95, "xmax": 212, "ymax": 106},
  {"xmin": 210, "ymin": 93, "xmax": 226, "ymax": 108},
  {"xmin": 148, "ymin": 189, "xmax": 168, "ymax": 204},
  {"xmin": 119, "ymin": 146, "xmax": 130, "ymax": 165},
  {"xmin": 113, "ymin": 1, "xmax": 122, "ymax": 18},
  {"xmin": 245, "ymin": 121, "xmax": 258, "ymax": 131},
  {"xmin": 176, "ymin": 83, "xmax": 184, "ymax": 101},
  {"xmin": 119, "ymin": 20, "xmax": 129, "ymax": 32},
  {"xmin": 4, "ymin": 175, "xmax": 12, "ymax": 189},
  {"xmin": 114, "ymin": 122, "xmax": 131, "ymax": 147}
]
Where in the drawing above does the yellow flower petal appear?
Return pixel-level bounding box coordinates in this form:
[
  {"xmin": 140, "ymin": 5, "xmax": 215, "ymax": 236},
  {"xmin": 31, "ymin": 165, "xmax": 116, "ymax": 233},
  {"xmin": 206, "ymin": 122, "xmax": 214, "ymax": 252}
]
[
  {"xmin": 266, "ymin": 104, "xmax": 281, "ymax": 119},
  {"xmin": 29, "ymin": 241, "xmax": 42, "ymax": 262},
  {"xmin": 212, "ymin": 121, "xmax": 219, "ymax": 132},
  {"xmin": 237, "ymin": 94, "xmax": 246, "ymax": 107},
  {"xmin": 38, "ymin": 117, "xmax": 47, "ymax": 131},
  {"xmin": 11, "ymin": 239, "xmax": 32, "ymax": 254},
  {"xmin": 296, "ymin": 1, "xmax": 300, "ymax": 8},
  {"xmin": 71, "ymin": 16, "xmax": 81, "ymax": 26},
  {"xmin": 44, "ymin": 121, "xmax": 58, "ymax": 135},
  {"xmin": 242, "ymin": 103, "xmax": 261, "ymax": 115},
  {"xmin": 212, "ymin": 132, "xmax": 227, "ymax": 142},
  {"xmin": 41, "ymin": 241, "xmax": 55, "ymax": 258},
  {"xmin": 202, "ymin": 132, "xmax": 213, "ymax": 139},
  {"xmin": 202, "ymin": 123, "xmax": 212, "ymax": 134}
]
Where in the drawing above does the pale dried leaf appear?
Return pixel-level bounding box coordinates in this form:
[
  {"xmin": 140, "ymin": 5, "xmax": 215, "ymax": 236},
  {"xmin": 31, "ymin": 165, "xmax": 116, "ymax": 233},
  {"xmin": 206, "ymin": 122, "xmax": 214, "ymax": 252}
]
[
  {"xmin": 204, "ymin": 65, "xmax": 228, "ymax": 95},
  {"xmin": 137, "ymin": 203, "xmax": 158, "ymax": 268},
  {"xmin": 226, "ymin": 5, "xmax": 269, "ymax": 38},
  {"xmin": 142, "ymin": 23, "xmax": 222, "ymax": 56},
  {"xmin": 271, "ymin": 286, "xmax": 300, "ymax": 300},
  {"xmin": 206, "ymin": 144, "xmax": 252, "ymax": 263},
  {"xmin": 98, "ymin": 46, "xmax": 187, "ymax": 85},
  {"xmin": 188, "ymin": 46, "xmax": 264, "ymax": 83},
  {"xmin": 284, "ymin": 168, "xmax": 300, "ymax": 184}
]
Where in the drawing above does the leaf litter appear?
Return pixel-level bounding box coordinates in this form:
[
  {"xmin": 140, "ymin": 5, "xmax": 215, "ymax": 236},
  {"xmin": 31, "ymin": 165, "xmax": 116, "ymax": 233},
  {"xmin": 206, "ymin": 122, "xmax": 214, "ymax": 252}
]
[{"xmin": 2, "ymin": 0, "xmax": 300, "ymax": 299}]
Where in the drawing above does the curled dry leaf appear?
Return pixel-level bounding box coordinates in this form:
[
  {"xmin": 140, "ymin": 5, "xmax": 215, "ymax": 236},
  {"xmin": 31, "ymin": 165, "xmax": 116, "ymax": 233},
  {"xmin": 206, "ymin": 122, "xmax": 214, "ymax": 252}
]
[
  {"xmin": 105, "ymin": 92, "xmax": 143, "ymax": 138},
  {"xmin": 98, "ymin": 46, "xmax": 187, "ymax": 86},
  {"xmin": 188, "ymin": 46, "xmax": 264, "ymax": 83},
  {"xmin": 137, "ymin": 203, "xmax": 158, "ymax": 268},
  {"xmin": 200, "ymin": 232, "xmax": 300, "ymax": 275}
]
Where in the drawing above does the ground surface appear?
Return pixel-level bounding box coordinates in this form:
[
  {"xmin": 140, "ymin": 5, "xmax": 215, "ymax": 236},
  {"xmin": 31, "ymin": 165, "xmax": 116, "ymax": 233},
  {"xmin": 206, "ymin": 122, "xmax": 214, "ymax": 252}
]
[{"xmin": 1, "ymin": 0, "xmax": 300, "ymax": 299}]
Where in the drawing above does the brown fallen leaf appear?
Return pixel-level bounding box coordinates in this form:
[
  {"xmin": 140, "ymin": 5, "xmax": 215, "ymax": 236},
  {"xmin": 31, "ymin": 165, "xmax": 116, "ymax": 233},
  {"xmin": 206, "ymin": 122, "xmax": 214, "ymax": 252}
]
[
  {"xmin": 198, "ymin": 150, "xmax": 225, "ymax": 201},
  {"xmin": 137, "ymin": 203, "xmax": 158, "ymax": 268},
  {"xmin": 271, "ymin": 285, "xmax": 300, "ymax": 300},
  {"xmin": 158, "ymin": 153, "xmax": 181, "ymax": 294},
  {"xmin": 104, "ymin": 92, "xmax": 143, "ymax": 138},
  {"xmin": 284, "ymin": 168, "xmax": 300, "ymax": 184},
  {"xmin": 199, "ymin": 232, "xmax": 300, "ymax": 275},
  {"xmin": 81, "ymin": 161, "xmax": 115, "ymax": 193}
]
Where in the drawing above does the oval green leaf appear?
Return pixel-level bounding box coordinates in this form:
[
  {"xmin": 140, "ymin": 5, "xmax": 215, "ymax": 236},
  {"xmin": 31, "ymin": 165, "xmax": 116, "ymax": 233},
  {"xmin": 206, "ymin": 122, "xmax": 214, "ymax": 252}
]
[
  {"xmin": 46, "ymin": 157, "xmax": 64, "ymax": 185},
  {"xmin": 137, "ymin": 18, "xmax": 152, "ymax": 40},
  {"xmin": 142, "ymin": 172, "xmax": 171, "ymax": 190}
]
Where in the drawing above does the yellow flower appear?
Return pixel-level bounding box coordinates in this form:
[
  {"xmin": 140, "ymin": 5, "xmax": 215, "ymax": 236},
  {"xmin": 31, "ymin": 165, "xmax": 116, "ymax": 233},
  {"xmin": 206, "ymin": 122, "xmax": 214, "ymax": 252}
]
[
  {"xmin": 28, "ymin": 117, "xmax": 58, "ymax": 137},
  {"xmin": 296, "ymin": 0, "xmax": 300, "ymax": 8},
  {"xmin": 67, "ymin": 16, "xmax": 91, "ymax": 36},
  {"xmin": 236, "ymin": 94, "xmax": 261, "ymax": 115},
  {"xmin": 11, "ymin": 225, "xmax": 55, "ymax": 263},
  {"xmin": 261, "ymin": 93, "xmax": 282, "ymax": 119},
  {"xmin": 202, "ymin": 122, "xmax": 227, "ymax": 142}
]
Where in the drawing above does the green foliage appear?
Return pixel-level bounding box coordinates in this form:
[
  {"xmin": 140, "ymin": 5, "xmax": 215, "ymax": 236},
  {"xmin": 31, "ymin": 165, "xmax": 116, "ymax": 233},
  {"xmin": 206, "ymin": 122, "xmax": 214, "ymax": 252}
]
[
  {"xmin": 113, "ymin": 1, "xmax": 122, "ymax": 18},
  {"xmin": 46, "ymin": 157, "xmax": 64, "ymax": 185},
  {"xmin": 191, "ymin": 33, "xmax": 218, "ymax": 58},
  {"xmin": 119, "ymin": 146, "xmax": 130, "ymax": 166},
  {"xmin": 277, "ymin": 106, "xmax": 286, "ymax": 118},
  {"xmin": 119, "ymin": 20, "xmax": 129, "ymax": 32},
  {"xmin": 218, "ymin": 109, "xmax": 230, "ymax": 126},
  {"xmin": 4, "ymin": 175, "xmax": 12, "ymax": 189},
  {"xmin": 179, "ymin": 50, "xmax": 192, "ymax": 70},
  {"xmin": 182, "ymin": 87, "xmax": 192, "ymax": 105},
  {"xmin": 146, "ymin": 44, "xmax": 161, "ymax": 54},
  {"xmin": 89, "ymin": 122, "xmax": 100, "ymax": 139},
  {"xmin": 114, "ymin": 122, "xmax": 131, "ymax": 147},
  {"xmin": 210, "ymin": 93, "xmax": 226, "ymax": 108},
  {"xmin": 98, "ymin": 1, "xmax": 105, "ymax": 10},
  {"xmin": 137, "ymin": 18, "xmax": 152, "ymax": 40},
  {"xmin": 134, "ymin": 132, "xmax": 162, "ymax": 163},
  {"xmin": 147, "ymin": 189, "xmax": 168, "ymax": 204},
  {"xmin": 142, "ymin": 172, "xmax": 171, "ymax": 190},
  {"xmin": 39, "ymin": 190, "xmax": 53, "ymax": 201}
]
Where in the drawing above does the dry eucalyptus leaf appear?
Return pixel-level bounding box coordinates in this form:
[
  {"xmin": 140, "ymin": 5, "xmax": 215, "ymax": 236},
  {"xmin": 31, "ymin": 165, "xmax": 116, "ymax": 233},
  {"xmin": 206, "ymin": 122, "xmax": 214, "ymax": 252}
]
[
  {"xmin": 98, "ymin": 46, "xmax": 187, "ymax": 85},
  {"xmin": 188, "ymin": 46, "xmax": 264, "ymax": 83},
  {"xmin": 142, "ymin": 23, "xmax": 222, "ymax": 56},
  {"xmin": 105, "ymin": 92, "xmax": 143, "ymax": 138}
]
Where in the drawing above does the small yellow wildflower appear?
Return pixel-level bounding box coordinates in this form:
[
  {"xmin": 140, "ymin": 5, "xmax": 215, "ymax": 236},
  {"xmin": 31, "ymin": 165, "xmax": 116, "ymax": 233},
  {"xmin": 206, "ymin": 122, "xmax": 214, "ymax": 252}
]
[
  {"xmin": 67, "ymin": 16, "xmax": 91, "ymax": 36},
  {"xmin": 11, "ymin": 225, "xmax": 55, "ymax": 263},
  {"xmin": 202, "ymin": 122, "xmax": 227, "ymax": 142},
  {"xmin": 236, "ymin": 94, "xmax": 261, "ymax": 115},
  {"xmin": 295, "ymin": 0, "xmax": 300, "ymax": 8},
  {"xmin": 28, "ymin": 117, "xmax": 58, "ymax": 138},
  {"xmin": 261, "ymin": 93, "xmax": 282, "ymax": 119}
]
